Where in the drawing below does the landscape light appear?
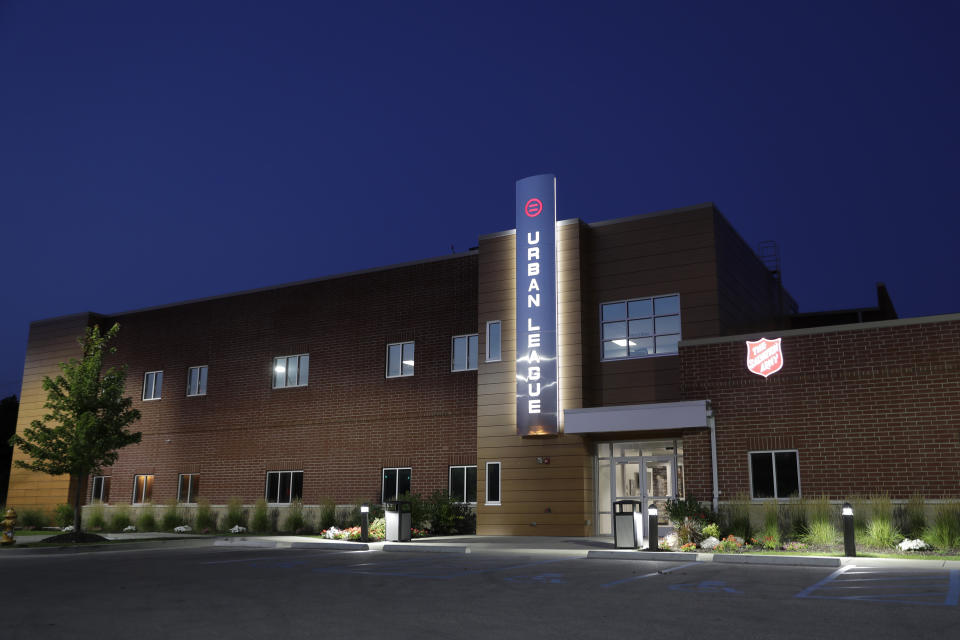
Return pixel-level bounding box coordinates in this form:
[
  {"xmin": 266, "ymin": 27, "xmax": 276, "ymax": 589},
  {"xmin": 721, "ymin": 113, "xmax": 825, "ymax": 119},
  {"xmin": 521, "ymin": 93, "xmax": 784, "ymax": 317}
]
[
  {"xmin": 842, "ymin": 502, "xmax": 856, "ymax": 557},
  {"xmin": 647, "ymin": 505, "xmax": 659, "ymax": 552}
]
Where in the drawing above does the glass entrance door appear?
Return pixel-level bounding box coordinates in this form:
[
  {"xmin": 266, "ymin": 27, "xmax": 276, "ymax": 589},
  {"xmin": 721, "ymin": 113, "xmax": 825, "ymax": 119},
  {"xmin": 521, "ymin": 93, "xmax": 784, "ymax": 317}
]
[{"xmin": 595, "ymin": 440, "xmax": 685, "ymax": 536}]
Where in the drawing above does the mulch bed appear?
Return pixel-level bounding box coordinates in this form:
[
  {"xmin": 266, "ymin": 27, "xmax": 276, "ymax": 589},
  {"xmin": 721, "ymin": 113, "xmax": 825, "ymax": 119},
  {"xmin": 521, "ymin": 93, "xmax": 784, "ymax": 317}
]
[{"xmin": 39, "ymin": 532, "xmax": 110, "ymax": 544}]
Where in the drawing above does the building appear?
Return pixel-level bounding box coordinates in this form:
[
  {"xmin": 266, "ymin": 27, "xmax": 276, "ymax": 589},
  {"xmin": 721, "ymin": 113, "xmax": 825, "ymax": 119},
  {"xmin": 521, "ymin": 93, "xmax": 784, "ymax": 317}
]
[{"xmin": 7, "ymin": 175, "xmax": 959, "ymax": 536}]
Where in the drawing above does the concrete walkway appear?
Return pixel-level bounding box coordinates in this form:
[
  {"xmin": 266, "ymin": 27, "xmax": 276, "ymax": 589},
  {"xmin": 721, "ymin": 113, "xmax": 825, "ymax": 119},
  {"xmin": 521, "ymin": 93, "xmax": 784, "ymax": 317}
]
[{"xmin": 8, "ymin": 532, "xmax": 960, "ymax": 569}]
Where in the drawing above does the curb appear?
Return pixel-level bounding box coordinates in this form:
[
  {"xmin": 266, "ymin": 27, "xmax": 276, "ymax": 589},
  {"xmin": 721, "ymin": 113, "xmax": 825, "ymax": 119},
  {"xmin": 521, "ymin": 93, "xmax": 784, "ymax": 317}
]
[
  {"xmin": 213, "ymin": 537, "xmax": 371, "ymax": 551},
  {"xmin": 586, "ymin": 549, "xmax": 841, "ymax": 567},
  {"xmin": 383, "ymin": 543, "xmax": 471, "ymax": 554}
]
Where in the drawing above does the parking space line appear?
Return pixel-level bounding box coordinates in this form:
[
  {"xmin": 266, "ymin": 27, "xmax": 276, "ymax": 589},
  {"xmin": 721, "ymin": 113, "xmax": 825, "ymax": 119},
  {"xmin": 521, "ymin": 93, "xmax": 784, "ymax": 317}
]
[
  {"xmin": 601, "ymin": 561, "xmax": 700, "ymax": 588},
  {"xmin": 796, "ymin": 565, "xmax": 959, "ymax": 606}
]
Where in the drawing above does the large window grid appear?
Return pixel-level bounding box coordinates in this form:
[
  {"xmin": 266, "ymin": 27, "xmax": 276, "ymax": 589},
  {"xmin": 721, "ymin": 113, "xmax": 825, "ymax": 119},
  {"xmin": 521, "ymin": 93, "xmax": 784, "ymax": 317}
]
[
  {"xmin": 273, "ymin": 355, "xmax": 309, "ymax": 389},
  {"xmin": 449, "ymin": 465, "xmax": 477, "ymax": 504},
  {"xmin": 386, "ymin": 342, "xmax": 415, "ymax": 378},
  {"xmin": 382, "ymin": 467, "xmax": 412, "ymax": 502},
  {"xmin": 266, "ymin": 470, "xmax": 303, "ymax": 504},
  {"xmin": 748, "ymin": 450, "xmax": 801, "ymax": 499},
  {"xmin": 187, "ymin": 366, "xmax": 208, "ymax": 396},
  {"xmin": 451, "ymin": 334, "xmax": 479, "ymax": 372},
  {"xmin": 142, "ymin": 371, "xmax": 163, "ymax": 400},
  {"xmin": 601, "ymin": 294, "xmax": 681, "ymax": 360}
]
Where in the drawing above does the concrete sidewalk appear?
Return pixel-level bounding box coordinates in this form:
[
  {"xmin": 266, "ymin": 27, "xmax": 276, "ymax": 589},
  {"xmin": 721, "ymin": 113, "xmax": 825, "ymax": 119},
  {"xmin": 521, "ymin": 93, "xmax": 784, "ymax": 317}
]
[{"xmin": 6, "ymin": 532, "xmax": 960, "ymax": 569}]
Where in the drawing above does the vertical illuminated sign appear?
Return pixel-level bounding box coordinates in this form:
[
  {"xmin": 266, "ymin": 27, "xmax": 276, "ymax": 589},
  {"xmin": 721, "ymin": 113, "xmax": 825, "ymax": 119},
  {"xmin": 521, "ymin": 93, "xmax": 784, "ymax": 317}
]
[{"xmin": 516, "ymin": 174, "xmax": 558, "ymax": 436}]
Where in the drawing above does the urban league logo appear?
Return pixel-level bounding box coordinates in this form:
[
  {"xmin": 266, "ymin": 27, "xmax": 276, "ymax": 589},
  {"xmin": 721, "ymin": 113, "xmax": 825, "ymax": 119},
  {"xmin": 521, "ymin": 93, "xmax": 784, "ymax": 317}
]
[
  {"xmin": 746, "ymin": 337, "xmax": 783, "ymax": 378},
  {"xmin": 524, "ymin": 198, "xmax": 543, "ymax": 217}
]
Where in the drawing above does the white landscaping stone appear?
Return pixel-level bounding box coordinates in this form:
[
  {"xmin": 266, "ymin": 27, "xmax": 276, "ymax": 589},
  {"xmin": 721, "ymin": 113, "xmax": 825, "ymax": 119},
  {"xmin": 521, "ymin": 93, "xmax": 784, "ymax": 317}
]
[
  {"xmin": 897, "ymin": 538, "xmax": 929, "ymax": 551},
  {"xmin": 701, "ymin": 536, "xmax": 720, "ymax": 550},
  {"xmin": 123, "ymin": 525, "xmax": 137, "ymax": 533}
]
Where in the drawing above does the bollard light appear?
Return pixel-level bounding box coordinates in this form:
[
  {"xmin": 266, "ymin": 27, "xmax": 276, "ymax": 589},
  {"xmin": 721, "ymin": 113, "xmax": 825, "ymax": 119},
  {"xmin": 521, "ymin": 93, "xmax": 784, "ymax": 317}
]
[
  {"xmin": 647, "ymin": 506, "xmax": 659, "ymax": 551},
  {"xmin": 841, "ymin": 502, "xmax": 856, "ymax": 557},
  {"xmin": 360, "ymin": 505, "xmax": 370, "ymax": 543}
]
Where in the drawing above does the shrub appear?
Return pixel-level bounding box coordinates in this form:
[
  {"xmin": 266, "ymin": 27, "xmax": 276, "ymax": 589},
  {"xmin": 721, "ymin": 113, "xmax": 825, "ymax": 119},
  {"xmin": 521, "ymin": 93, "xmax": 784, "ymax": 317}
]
[
  {"xmin": 87, "ymin": 501, "xmax": 107, "ymax": 530},
  {"xmin": 368, "ymin": 517, "xmax": 386, "ymax": 540},
  {"xmin": 675, "ymin": 516, "xmax": 703, "ymax": 545},
  {"xmin": 109, "ymin": 505, "xmax": 132, "ymax": 532},
  {"xmin": 923, "ymin": 502, "xmax": 960, "ymax": 550},
  {"xmin": 761, "ymin": 500, "xmax": 780, "ymax": 546},
  {"xmin": 702, "ymin": 522, "xmax": 720, "ymax": 539},
  {"xmin": 863, "ymin": 518, "xmax": 901, "ymax": 549},
  {"xmin": 783, "ymin": 497, "xmax": 806, "ymax": 540},
  {"xmin": 723, "ymin": 494, "xmax": 752, "ymax": 539},
  {"xmin": 283, "ymin": 499, "xmax": 308, "ymax": 533},
  {"xmin": 665, "ymin": 496, "xmax": 713, "ymax": 527},
  {"xmin": 900, "ymin": 494, "xmax": 927, "ymax": 539},
  {"xmin": 250, "ymin": 499, "xmax": 270, "ymax": 533},
  {"xmin": 397, "ymin": 492, "xmax": 429, "ymax": 530},
  {"xmin": 136, "ymin": 505, "xmax": 157, "ymax": 532},
  {"xmin": 846, "ymin": 495, "xmax": 870, "ymax": 537},
  {"xmin": 195, "ymin": 498, "xmax": 217, "ymax": 533},
  {"xmin": 802, "ymin": 520, "xmax": 839, "ymax": 546},
  {"xmin": 319, "ymin": 499, "xmax": 337, "ymax": 530},
  {"xmin": 424, "ymin": 490, "xmax": 475, "ymax": 535},
  {"xmin": 225, "ymin": 498, "xmax": 247, "ymax": 529},
  {"xmin": 18, "ymin": 508, "xmax": 49, "ymax": 529},
  {"xmin": 161, "ymin": 500, "xmax": 185, "ymax": 531},
  {"xmin": 54, "ymin": 504, "xmax": 74, "ymax": 528}
]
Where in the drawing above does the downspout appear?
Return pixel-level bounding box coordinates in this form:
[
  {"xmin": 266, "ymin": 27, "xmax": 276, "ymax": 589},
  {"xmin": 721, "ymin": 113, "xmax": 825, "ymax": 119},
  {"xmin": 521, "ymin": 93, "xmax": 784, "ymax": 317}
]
[{"xmin": 707, "ymin": 402, "xmax": 719, "ymax": 513}]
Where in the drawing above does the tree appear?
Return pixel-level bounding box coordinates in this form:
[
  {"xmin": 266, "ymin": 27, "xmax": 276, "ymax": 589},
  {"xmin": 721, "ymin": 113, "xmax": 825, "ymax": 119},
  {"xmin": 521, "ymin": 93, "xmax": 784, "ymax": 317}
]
[{"xmin": 9, "ymin": 323, "xmax": 141, "ymax": 536}]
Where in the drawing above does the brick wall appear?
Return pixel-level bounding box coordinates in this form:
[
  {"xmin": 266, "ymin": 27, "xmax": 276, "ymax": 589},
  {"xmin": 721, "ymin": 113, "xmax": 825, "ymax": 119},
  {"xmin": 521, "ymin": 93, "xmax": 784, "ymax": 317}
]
[
  {"xmin": 681, "ymin": 317, "xmax": 960, "ymax": 500},
  {"xmin": 92, "ymin": 254, "xmax": 478, "ymax": 506}
]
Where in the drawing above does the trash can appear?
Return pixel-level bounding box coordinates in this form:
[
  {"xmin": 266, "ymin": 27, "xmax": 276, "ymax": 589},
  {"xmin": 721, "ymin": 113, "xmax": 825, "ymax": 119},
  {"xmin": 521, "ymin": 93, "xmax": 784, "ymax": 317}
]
[
  {"xmin": 613, "ymin": 500, "xmax": 643, "ymax": 549},
  {"xmin": 384, "ymin": 500, "xmax": 412, "ymax": 542}
]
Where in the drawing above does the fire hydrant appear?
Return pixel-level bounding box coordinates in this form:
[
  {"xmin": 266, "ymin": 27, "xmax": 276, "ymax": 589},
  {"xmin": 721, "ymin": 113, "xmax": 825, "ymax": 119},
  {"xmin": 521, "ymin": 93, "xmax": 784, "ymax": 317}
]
[{"xmin": 1, "ymin": 508, "xmax": 16, "ymax": 545}]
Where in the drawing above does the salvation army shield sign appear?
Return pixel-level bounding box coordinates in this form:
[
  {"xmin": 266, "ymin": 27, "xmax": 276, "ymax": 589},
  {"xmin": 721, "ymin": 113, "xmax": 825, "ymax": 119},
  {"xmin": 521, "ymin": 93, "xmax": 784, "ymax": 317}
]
[{"xmin": 746, "ymin": 337, "xmax": 783, "ymax": 378}]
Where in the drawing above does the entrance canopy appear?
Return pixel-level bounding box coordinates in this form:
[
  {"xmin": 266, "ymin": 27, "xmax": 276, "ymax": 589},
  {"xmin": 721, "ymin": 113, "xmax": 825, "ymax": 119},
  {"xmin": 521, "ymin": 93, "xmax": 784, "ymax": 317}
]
[{"xmin": 563, "ymin": 400, "xmax": 709, "ymax": 434}]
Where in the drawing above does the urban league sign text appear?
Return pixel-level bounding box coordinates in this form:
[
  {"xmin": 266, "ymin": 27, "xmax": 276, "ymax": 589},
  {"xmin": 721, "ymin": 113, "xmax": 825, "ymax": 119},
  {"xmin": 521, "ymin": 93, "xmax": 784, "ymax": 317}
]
[{"xmin": 515, "ymin": 175, "xmax": 558, "ymax": 436}]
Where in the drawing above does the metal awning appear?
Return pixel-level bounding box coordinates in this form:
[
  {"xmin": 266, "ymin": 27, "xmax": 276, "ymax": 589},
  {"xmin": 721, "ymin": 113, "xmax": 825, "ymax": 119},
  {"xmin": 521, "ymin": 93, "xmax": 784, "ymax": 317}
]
[{"xmin": 563, "ymin": 400, "xmax": 709, "ymax": 434}]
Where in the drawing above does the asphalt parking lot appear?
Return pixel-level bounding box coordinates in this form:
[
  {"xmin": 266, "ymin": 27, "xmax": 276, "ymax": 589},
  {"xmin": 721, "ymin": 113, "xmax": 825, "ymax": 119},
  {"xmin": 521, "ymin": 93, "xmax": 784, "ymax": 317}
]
[{"xmin": 4, "ymin": 545, "xmax": 958, "ymax": 639}]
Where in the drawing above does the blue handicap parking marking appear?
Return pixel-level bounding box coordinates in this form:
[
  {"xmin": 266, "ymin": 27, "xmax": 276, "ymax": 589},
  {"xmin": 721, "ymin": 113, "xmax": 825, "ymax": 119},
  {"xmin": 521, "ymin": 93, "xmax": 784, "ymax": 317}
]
[
  {"xmin": 796, "ymin": 566, "xmax": 960, "ymax": 606},
  {"xmin": 669, "ymin": 580, "xmax": 742, "ymax": 594}
]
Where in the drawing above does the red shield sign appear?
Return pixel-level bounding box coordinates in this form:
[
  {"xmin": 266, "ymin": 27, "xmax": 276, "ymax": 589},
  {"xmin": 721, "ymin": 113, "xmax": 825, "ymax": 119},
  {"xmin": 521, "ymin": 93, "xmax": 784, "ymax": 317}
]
[{"xmin": 745, "ymin": 337, "xmax": 783, "ymax": 378}]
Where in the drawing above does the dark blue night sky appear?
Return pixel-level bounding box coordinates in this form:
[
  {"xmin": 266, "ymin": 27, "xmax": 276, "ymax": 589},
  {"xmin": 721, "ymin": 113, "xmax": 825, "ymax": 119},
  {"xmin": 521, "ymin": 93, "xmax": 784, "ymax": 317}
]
[{"xmin": 2, "ymin": 1, "xmax": 958, "ymax": 400}]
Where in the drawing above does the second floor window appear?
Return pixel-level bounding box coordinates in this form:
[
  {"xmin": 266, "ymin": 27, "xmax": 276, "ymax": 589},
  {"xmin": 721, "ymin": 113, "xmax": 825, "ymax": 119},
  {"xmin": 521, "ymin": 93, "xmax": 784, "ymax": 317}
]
[
  {"xmin": 386, "ymin": 342, "xmax": 415, "ymax": 378},
  {"xmin": 187, "ymin": 366, "xmax": 208, "ymax": 396},
  {"xmin": 273, "ymin": 355, "xmax": 309, "ymax": 388},
  {"xmin": 451, "ymin": 334, "xmax": 478, "ymax": 371},
  {"xmin": 142, "ymin": 371, "xmax": 163, "ymax": 400},
  {"xmin": 601, "ymin": 294, "xmax": 681, "ymax": 360}
]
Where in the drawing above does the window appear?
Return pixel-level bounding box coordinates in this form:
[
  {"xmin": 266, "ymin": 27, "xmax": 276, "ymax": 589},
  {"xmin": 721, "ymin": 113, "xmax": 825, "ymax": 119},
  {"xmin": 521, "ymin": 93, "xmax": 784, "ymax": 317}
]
[
  {"xmin": 142, "ymin": 371, "xmax": 163, "ymax": 400},
  {"xmin": 485, "ymin": 461, "xmax": 501, "ymax": 505},
  {"xmin": 749, "ymin": 450, "xmax": 801, "ymax": 499},
  {"xmin": 451, "ymin": 334, "xmax": 479, "ymax": 371},
  {"xmin": 449, "ymin": 465, "xmax": 477, "ymax": 503},
  {"xmin": 265, "ymin": 471, "xmax": 303, "ymax": 504},
  {"xmin": 386, "ymin": 342, "xmax": 415, "ymax": 378},
  {"xmin": 273, "ymin": 355, "xmax": 309, "ymax": 388},
  {"xmin": 178, "ymin": 474, "xmax": 200, "ymax": 503},
  {"xmin": 601, "ymin": 294, "xmax": 681, "ymax": 360},
  {"xmin": 91, "ymin": 476, "xmax": 111, "ymax": 503},
  {"xmin": 187, "ymin": 366, "xmax": 208, "ymax": 396},
  {"xmin": 132, "ymin": 474, "xmax": 154, "ymax": 504},
  {"xmin": 486, "ymin": 320, "xmax": 502, "ymax": 362},
  {"xmin": 382, "ymin": 467, "xmax": 412, "ymax": 502}
]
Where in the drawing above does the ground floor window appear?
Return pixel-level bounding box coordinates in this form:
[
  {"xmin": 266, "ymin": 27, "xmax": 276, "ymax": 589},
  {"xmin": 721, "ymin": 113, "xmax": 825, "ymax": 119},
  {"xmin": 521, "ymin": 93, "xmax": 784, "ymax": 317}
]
[
  {"xmin": 382, "ymin": 467, "xmax": 412, "ymax": 502},
  {"xmin": 266, "ymin": 470, "xmax": 303, "ymax": 504},
  {"xmin": 91, "ymin": 475, "xmax": 111, "ymax": 502},
  {"xmin": 485, "ymin": 462, "xmax": 501, "ymax": 505},
  {"xmin": 132, "ymin": 474, "xmax": 154, "ymax": 504},
  {"xmin": 449, "ymin": 465, "xmax": 477, "ymax": 503},
  {"xmin": 749, "ymin": 450, "xmax": 800, "ymax": 499},
  {"xmin": 178, "ymin": 473, "xmax": 200, "ymax": 503}
]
